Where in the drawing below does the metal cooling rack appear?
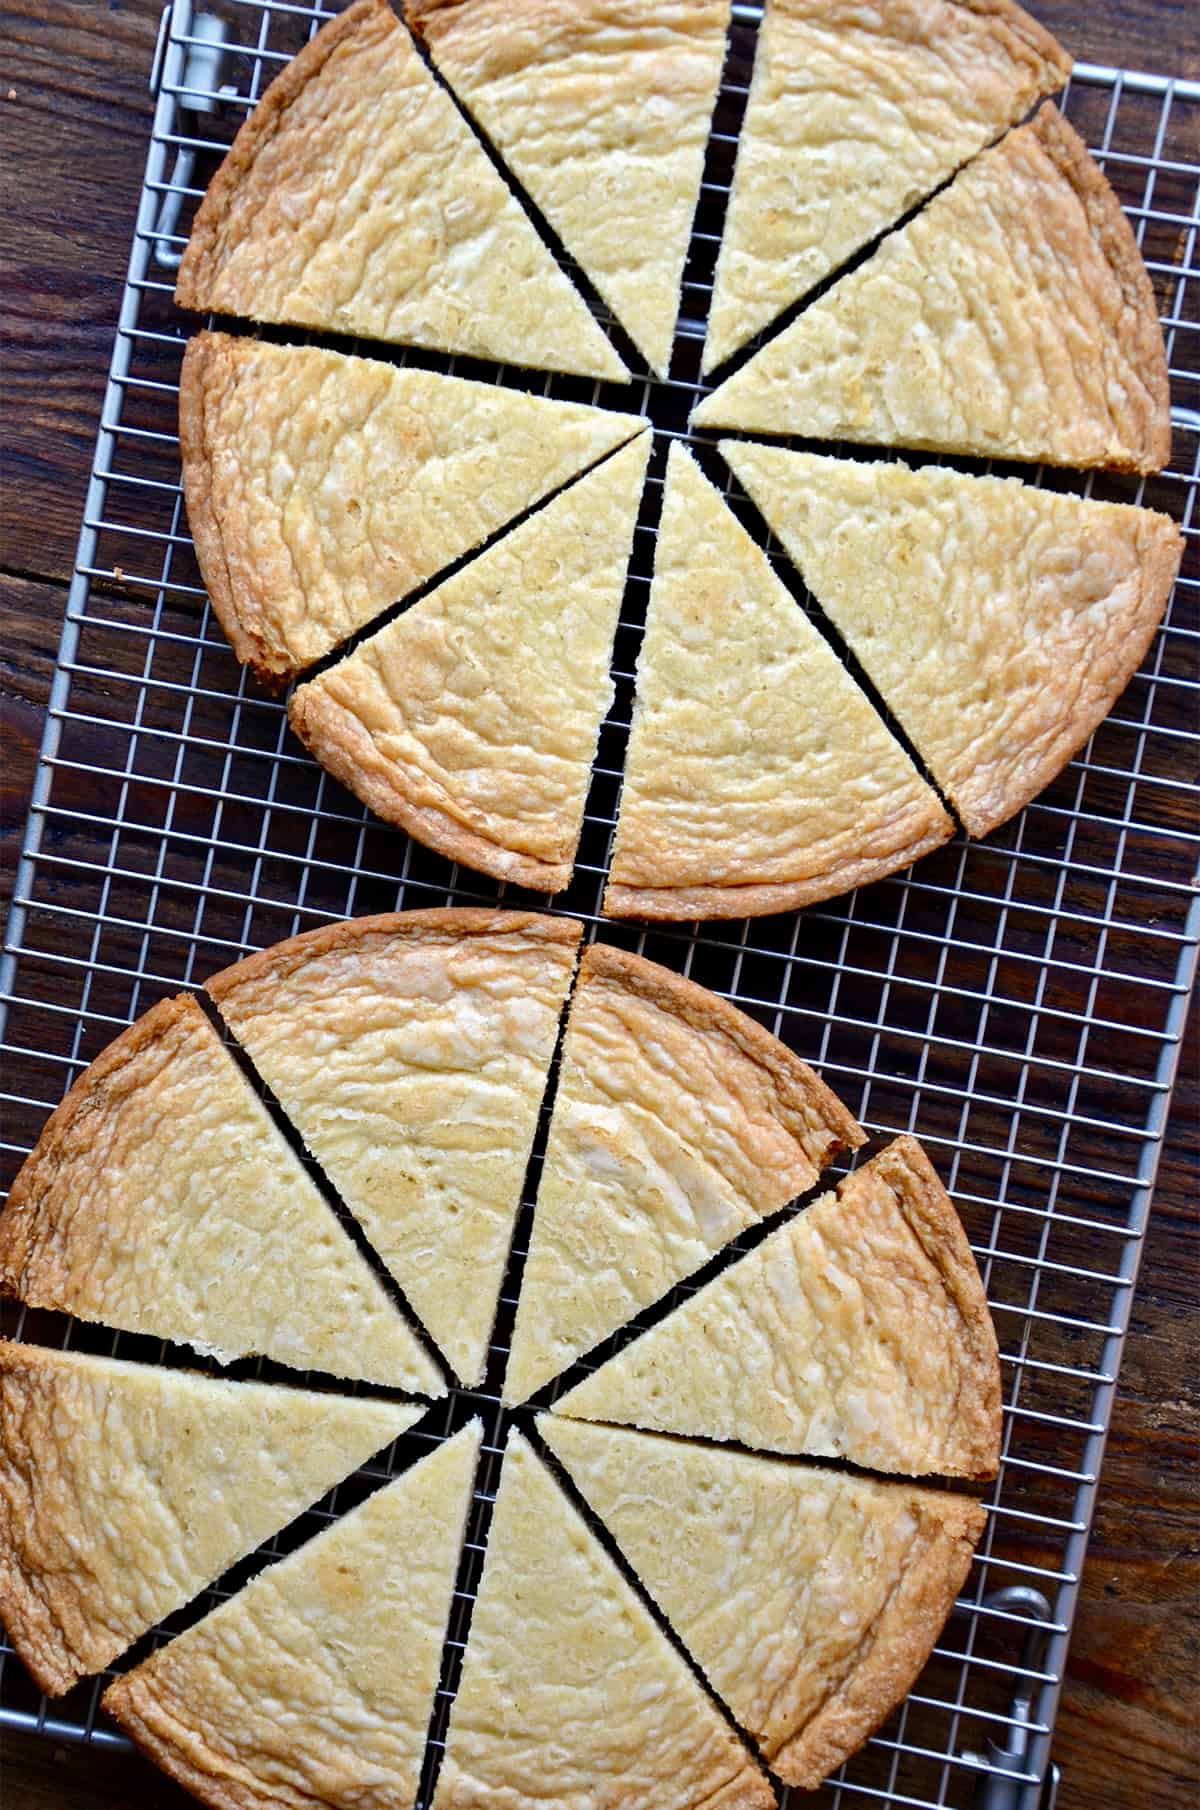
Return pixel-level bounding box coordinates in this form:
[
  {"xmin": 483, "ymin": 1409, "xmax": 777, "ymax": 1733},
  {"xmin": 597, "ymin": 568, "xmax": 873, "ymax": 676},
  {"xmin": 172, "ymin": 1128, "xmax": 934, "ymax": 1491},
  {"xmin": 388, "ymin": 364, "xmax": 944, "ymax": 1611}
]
[{"xmin": 1, "ymin": 3, "xmax": 1197, "ymax": 1805}]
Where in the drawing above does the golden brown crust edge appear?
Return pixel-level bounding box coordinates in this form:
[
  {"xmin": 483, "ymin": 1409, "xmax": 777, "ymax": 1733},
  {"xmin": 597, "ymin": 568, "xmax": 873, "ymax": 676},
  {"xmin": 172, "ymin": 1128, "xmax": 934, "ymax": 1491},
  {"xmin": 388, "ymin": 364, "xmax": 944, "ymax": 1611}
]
[
  {"xmin": 952, "ymin": 0, "xmax": 1073, "ymax": 84},
  {"xmin": 287, "ymin": 682, "xmax": 577, "ymax": 891},
  {"xmin": 404, "ymin": 0, "xmax": 465, "ymax": 34},
  {"xmin": 579, "ymin": 941, "xmax": 865, "ymax": 1162},
  {"xmin": 0, "ymin": 1614, "xmax": 77, "ymax": 1701},
  {"xmin": 1029, "ymin": 103, "xmax": 1172, "ymax": 474},
  {"xmin": 178, "ymin": 333, "xmax": 293, "ymax": 692},
  {"xmin": 1, "ymin": 1341, "xmax": 253, "ymax": 1698},
  {"xmin": 603, "ymin": 810, "xmax": 955, "ymax": 923},
  {"xmin": 851, "ymin": 1136, "xmax": 1002, "ymax": 1479},
  {"xmin": 205, "ymin": 907, "xmax": 584, "ymax": 1005},
  {"xmin": 773, "ymin": 1492, "xmax": 987, "ymax": 1790},
  {"xmin": 702, "ymin": 1769, "xmax": 779, "ymax": 1810},
  {"xmin": 958, "ymin": 508, "xmax": 1182, "ymax": 837},
  {"xmin": 0, "ymin": 996, "xmax": 204, "ymax": 1305},
  {"xmin": 175, "ymin": 0, "xmax": 392, "ymax": 316},
  {"xmin": 103, "ymin": 1673, "xmax": 272, "ymax": 1810},
  {"xmin": 0, "ymin": 1344, "xmax": 101, "ymax": 1695}
]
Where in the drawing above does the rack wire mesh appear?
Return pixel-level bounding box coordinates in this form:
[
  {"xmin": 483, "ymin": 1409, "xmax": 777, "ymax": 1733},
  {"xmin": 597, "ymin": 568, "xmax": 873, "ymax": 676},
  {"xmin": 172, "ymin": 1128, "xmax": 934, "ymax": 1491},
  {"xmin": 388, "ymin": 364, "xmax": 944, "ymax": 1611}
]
[{"xmin": 1, "ymin": 2, "xmax": 1197, "ymax": 1805}]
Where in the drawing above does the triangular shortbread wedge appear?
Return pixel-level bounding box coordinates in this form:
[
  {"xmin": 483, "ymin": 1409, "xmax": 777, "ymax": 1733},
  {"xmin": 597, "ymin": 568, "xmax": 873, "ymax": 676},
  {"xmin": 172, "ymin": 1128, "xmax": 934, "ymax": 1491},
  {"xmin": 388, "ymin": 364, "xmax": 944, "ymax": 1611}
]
[
  {"xmin": 554, "ymin": 1136, "xmax": 1001, "ymax": 1479},
  {"xmin": 410, "ymin": 0, "xmax": 731, "ymax": 377},
  {"xmin": 0, "ymin": 1340, "xmax": 421, "ymax": 1695},
  {"xmin": 208, "ymin": 912, "xmax": 582, "ymax": 1389},
  {"xmin": 175, "ymin": 0, "xmax": 627, "ymax": 382},
  {"xmin": 695, "ymin": 106, "xmax": 1171, "ymax": 473},
  {"xmin": 504, "ymin": 942, "xmax": 863, "ymax": 1404},
  {"xmin": 181, "ymin": 333, "xmax": 647, "ymax": 687},
  {"xmin": 289, "ymin": 436, "xmax": 651, "ymax": 889},
  {"xmin": 703, "ymin": 0, "xmax": 1070, "ymax": 372},
  {"xmin": 726, "ymin": 443, "xmax": 1184, "ymax": 837},
  {"xmin": 104, "ymin": 1421, "xmax": 481, "ymax": 1809},
  {"xmin": 0, "ymin": 993, "xmax": 442, "ymax": 1395},
  {"xmin": 432, "ymin": 1430, "xmax": 774, "ymax": 1810},
  {"xmin": 543, "ymin": 1419, "xmax": 986, "ymax": 1790},
  {"xmin": 604, "ymin": 444, "xmax": 954, "ymax": 920}
]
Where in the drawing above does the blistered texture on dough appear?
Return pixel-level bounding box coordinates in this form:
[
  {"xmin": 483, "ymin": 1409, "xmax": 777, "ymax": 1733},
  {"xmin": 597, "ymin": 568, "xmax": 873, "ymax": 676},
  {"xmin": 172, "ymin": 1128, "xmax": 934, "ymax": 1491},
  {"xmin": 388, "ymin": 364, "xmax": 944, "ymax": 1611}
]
[
  {"xmin": 432, "ymin": 1432, "xmax": 774, "ymax": 1810},
  {"xmin": 289, "ymin": 438, "xmax": 650, "ymax": 890},
  {"xmin": 104, "ymin": 1422, "xmax": 480, "ymax": 1810},
  {"xmin": 727, "ymin": 443, "xmax": 1183, "ymax": 837},
  {"xmin": 208, "ymin": 912, "xmax": 582, "ymax": 1389},
  {"xmin": 696, "ymin": 107, "xmax": 1171, "ymax": 473},
  {"xmin": 0, "ymin": 1341, "xmax": 419, "ymax": 1697},
  {"xmin": 175, "ymin": 0, "xmax": 626, "ymax": 381},
  {"xmin": 555, "ymin": 1135, "xmax": 1001, "ymax": 1478},
  {"xmin": 605, "ymin": 445, "xmax": 954, "ymax": 920},
  {"xmin": 504, "ymin": 942, "xmax": 863, "ymax": 1403},
  {"xmin": 543, "ymin": 1420, "xmax": 986, "ymax": 1789},
  {"xmin": 180, "ymin": 333, "xmax": 646, "ymax": 686},
  {"xmin": 703, "ymin": 0, "xmax": 1070, "ymax": 371},
  {"xmin": 410, "ymin": 0, "xmax": 731, "ymax": 376},
  {"xmin": 0, "ymin": 995, "xmax": 442, "ymax": 1395}
]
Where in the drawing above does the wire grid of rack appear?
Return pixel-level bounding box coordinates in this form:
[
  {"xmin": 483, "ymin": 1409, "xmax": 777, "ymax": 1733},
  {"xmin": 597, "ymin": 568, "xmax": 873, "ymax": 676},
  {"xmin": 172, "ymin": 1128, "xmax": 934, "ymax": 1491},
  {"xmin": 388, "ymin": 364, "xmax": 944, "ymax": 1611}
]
[{"xmin": 1, "ymin": 1, "xmax": 1197, "ymax": 1804}]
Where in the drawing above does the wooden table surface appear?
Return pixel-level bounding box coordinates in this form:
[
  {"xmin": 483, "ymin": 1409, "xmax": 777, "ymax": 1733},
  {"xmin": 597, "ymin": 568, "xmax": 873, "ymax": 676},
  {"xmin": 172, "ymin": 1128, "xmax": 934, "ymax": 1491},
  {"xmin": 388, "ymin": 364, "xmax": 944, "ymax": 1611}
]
[{"xmin": 1, "ymin": 2, "xmax": 1196, "ymax": 1805}]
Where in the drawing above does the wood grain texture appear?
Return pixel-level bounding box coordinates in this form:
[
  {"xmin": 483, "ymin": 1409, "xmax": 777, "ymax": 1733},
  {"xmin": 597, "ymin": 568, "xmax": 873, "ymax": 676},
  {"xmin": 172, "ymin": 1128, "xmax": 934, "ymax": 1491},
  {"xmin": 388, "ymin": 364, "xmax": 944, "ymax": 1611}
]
[
  {"xmin": 0, "ymin": 2, "xmax": 1196, "ymax": 1806},
  {"xmin": 0, "ymin": 574, "xmax": 61, "ymax": 903},
  {"xmin": 0, "ymin": 0, "xmax": 157, "ymax": 584},
  {"xmin": 1031, "ymin": 0, "xmax": 1200, "ymax": 80}
]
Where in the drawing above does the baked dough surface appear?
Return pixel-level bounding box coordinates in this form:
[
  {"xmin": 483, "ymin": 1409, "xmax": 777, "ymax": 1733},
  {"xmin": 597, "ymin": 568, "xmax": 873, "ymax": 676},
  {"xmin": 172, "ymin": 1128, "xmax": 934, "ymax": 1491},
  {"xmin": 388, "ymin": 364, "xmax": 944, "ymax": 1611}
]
[
  {"xmin": 0, "ymin": 1340, "xmax": 419, "ymax": 1697},
  {"xmin": 704, "ymin": 0, "xmax": 1070, "ymax": 371},
  {"xmin": 726, "ymin": 442, "xmax": 1184, "ymax": 836},
  {"xmin": 175, "ymin": 0, "xmax": 627, "ymax": 381},
  {"xmin": 208, "ymin": 911, "xmax": 582, "ymax": 1389},
  {"xmin": 432, "ymin": 1430, "xmax": 775, "ymax": 1810},
  {"xmin": 410, "ymin": 0, "xmax": 731, "ymax": 376},
  {"xmin": 104, "ymin": 1422, "xmax": 480, "ymax": 1810},
  {"xmin": 605, "ymin": 443, "xmax": 954, "ymax": 919},
  {"xmin": 181, "ymin": 332, "xmax": 645, "ymax": 686},
  {"xmin": 695, "ymin": 106, "xmax": 1171, "ymax": 473},
  {"xmin": 543, "ymin": 1418, "xmax": 985, "ymax": 1790},
  {"xmin": 0, "ymin": 993, "xmax": 442, "ymax": 1394},
  {"xmin": 554, "ymin": 1135, "xmax": 1002, "ymax": 1478},
  {"xmin": 289, "ymin": 436, "xmax": 650, "ymax": 890},
  {"xmin": 505, "ymin": 941, "xmax": 863, "ymax": 1402}
]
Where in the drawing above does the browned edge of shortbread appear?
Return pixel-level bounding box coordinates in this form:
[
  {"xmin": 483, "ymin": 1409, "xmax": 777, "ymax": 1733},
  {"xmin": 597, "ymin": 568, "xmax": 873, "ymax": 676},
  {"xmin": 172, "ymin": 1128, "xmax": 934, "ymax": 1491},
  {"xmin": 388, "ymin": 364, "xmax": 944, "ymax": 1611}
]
[
  {"xmin": 286, "ymin": 419, "xmax": 651, "ymax": 891},
  {"xmin": 0, "ymin": 1342, "xmax": 105, "ymax": 1697},
  {"xmin": 178, "ymin": 332, "xmax": 295, "ymax": 691},
  {"xmin": 774, "ymin": 1485, "xmax": 986, "ymax": 1789},
  {"xmin": 1, "ymin": 1341, "xmax": 245, "ymax": 1699},
  {"xmin": 843, "ymin": 1135, "xmax": 1002, "ymax": 1479},
  {"xmin": 954, "ymin": 0, "xmax": 1073, "ymax": 85},
  {"xmin": 1027, "ymin": 103, "xmax": 1172, "ymax": 473},
  {"xmin": 0, "ymin": 995, "xmax": 205, "ymax": 1305},
  {"xmin": 103, "ymin": 1670, "xmax": 275, "ymax": 1810},
  {"xmin": 175, "ymin": 0, "xmax": 393, "ymax": 312},
  {"xmin": 954, "ymin": 505, "xmax": 1183, "ymax": 837},
  {"xmin": 288, "ymin": 680, "xmax": 578, "ymax": 891},
  {"xmin": 404, "ymin": 0, "xmax": 466, "ymax": 38},
  {"xmin": 577, "ymin": 941, "xmax": 865, "ymax": 1166},
  {"xmin": 206, "ymin": 907, "xmax": 584, "ymax": 1007},
  {"xmin": 604, "ymin": 810, "xmax": 954, "ymax": 923},
  {"xmin": 1, "ymin": 1343, "xmax": 101, "ymax": 1696}
]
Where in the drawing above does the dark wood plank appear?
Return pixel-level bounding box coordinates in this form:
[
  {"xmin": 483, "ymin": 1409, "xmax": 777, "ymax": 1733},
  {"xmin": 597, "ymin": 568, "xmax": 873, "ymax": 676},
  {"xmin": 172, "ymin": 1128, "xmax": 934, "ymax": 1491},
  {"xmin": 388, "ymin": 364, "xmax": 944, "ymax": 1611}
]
[
  {"xmin": 1034, "ymin": 0, "xmax": 1200, "ymax": 80},
  {"xmin": 0, "ymin": 0, "xmax": 159, "ymax": 584},
  {"xmin": 0, "ymin": 573, "xmax": 64, "ymax": 911},
  {"xmin": 0, "ymin": 1728, "xmax": 195, "ymax": 1809},
  {"xmin": 0, "ymin": 2, "xmax": 1196, "ymax": 1806},
  {"xmin": 1052, "ymin": 1042, "xmax": 1200, "ymax": 1807}
]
